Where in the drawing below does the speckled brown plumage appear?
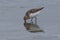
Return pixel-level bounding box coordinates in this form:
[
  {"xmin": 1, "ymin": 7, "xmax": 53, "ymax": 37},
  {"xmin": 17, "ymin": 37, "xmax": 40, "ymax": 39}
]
[{"xmin": 24, "ymin": 7, "xmax": 44, "ymax": 22}]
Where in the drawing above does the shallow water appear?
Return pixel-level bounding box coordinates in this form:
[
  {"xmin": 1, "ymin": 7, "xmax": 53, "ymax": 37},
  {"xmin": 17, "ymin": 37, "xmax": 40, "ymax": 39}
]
[{"xmin": 0, "ymin": 0, "xmax": 60, "ymax": 40}]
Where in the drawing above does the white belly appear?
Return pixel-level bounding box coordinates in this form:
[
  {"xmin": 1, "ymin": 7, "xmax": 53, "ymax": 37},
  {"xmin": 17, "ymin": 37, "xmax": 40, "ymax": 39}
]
[{"xmin": 30, "ymin": 11, "xmax": 41, "ymax": 18}]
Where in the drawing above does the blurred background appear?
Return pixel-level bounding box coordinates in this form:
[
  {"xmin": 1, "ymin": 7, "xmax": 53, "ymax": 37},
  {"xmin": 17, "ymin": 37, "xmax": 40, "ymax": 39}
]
[{"xmin": 0, "ymin": 0, "xmax": 60, "ymax": 40}]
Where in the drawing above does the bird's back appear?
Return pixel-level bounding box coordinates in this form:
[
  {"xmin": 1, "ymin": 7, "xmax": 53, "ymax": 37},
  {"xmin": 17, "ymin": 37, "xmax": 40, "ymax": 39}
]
[{"xmin": 25, "ymin": 7, "xmax": 44, "ymax": 18}]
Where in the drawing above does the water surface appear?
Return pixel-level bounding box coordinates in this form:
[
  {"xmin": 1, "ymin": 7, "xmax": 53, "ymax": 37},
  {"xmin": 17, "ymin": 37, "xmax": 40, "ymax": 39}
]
[{"xmin": 0, "ymin": 0, "xmax": 60, "ymax": 40}]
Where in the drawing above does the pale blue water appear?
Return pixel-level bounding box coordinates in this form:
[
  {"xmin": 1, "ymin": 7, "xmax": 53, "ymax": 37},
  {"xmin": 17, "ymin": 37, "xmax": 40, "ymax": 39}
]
[{"xmin": 0, "ymin": 0, "xmax": 60, "ymax": 40}]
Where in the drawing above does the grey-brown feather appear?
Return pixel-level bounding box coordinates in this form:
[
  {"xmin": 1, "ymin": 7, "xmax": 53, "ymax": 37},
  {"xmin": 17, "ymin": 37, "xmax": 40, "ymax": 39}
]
[
  {"xmin": 25, "ymin": 7, "xmax": 44, "ymax": 16},
  {"xmin": 25, "ymin": 7, "xmax": 44, "ymax": 18}
]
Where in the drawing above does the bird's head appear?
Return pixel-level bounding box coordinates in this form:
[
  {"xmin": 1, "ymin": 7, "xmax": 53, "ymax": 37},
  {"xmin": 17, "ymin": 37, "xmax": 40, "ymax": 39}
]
[
  {"xmin": 30, "ymin": 7, "xmax": 44, "ymax": 13},
  {"xmin": 24, "ymin": 15, "xmax": 30, "ymax": 20}
]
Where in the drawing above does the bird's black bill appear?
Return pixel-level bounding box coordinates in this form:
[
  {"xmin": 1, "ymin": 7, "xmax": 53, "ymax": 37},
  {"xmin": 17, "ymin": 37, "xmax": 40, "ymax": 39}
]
[
  {"xmin": 40, "ymin": 7, "xmax": 44, "ymax": 10},
  {"xmin": 38, "ymin": 7, "xmax": 44, "ymax": 11}
]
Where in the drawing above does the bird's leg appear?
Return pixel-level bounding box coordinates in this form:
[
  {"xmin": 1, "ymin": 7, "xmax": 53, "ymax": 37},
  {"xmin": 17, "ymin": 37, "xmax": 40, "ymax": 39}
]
[
  {"xmin": 31, "ymin": 18, "xmax": 33, "ymax": 23},
  {"xmin": 35, "ymin": 17, "xmax": 37, "ymax": 24},
  {"xmin": 24, "ymin": 20, "xmax": 26, "ymax": 23}
]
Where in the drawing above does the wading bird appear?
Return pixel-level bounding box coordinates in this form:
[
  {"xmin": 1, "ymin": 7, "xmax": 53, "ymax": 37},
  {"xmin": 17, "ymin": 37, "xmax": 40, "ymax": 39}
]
[{"xmin": 24, "ymin": 7, "xmax": 44, "ymax": 23}]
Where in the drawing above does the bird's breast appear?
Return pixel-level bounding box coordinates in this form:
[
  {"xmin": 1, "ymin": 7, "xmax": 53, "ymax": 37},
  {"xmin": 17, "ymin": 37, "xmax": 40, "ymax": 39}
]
[{"xmin": 30, "ymin": 11, "xmax": 41, "ymax": 18}]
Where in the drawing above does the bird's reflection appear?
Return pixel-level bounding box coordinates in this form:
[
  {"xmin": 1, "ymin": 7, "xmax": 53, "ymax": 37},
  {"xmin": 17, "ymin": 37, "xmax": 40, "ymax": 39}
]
[{"xmin": 24, "ymin": 22, "xmax": 44, "ymax": 33}]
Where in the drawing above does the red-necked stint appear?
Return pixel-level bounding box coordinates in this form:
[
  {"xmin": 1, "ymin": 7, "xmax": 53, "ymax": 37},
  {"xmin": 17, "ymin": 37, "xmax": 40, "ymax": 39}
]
[{"xmin": 24, "ymin": 7, "xmax": 44, "ymax": 23}]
